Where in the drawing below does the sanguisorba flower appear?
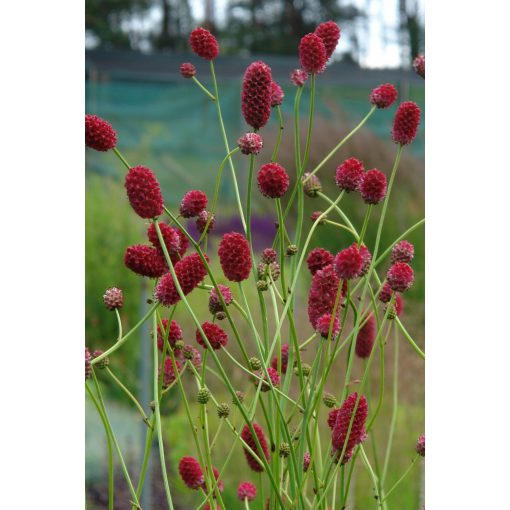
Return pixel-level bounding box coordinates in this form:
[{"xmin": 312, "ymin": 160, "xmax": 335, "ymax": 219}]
[
  {"xmin": 392, "ymin": 101, "xmax": 421, "ymax": 145},
  {"xmin": 302, "ymin": 172, "xmax": 322, "ymax": 197},
  {"xmin": 124, "ymin": 244, "xmax": 167, "ymax": 278},
  {"xmin": 162, "ymin": 357, "xmax": 182, "ymax": 387},
  {"xmin": 271, "ymin": 343, "xmax": 289, "ymax": 373},
  {"xmin": 125, "ymin": 166, "xmax": 164, "ymax": 219},
  {"xmin": 290, "ymin": 68, "xmax": 308, "ymax": 87},
  {"xmin": 103, "ymin": 287, "xmax": 124, "ymax": 311},
  {"xmin": 196, "ymin": 321, "xmax": 228, "ymax": 350},
  {"xmin": 241, "ymin": 61, "xmax": 273, "ymax": 130},
  {"xmin": 208, "ymin": 284, "xmax": 233, "ymax": 314},
  {"xmin": 314, "ymin": 21, "xmax": 341, "ymax": 60},
  {"xmin": 241, "ymin": 423, "xmax": 270, "ymax": 472},
  {"xmin": 85, "ymin": 114, "xmax": 117, "ymax": 151},
  {"xmin": 147, "ymin": 221, "xmax": 181, "ymax": 256},
  {"xmin": 391, "ymin": 240, "xmax": 415, "ymax": 263},
  {"xmin": 335, "ymin": 245, "xmax": 363, "ymax": 280},
  {"xmin": 179, "ymin": 190, "xmax": 208, "ymax": 218},
  {"xmin": 178, "ymin": 456, "xmax": 205, "ymax": 489},
  {"xmin": 237, "ymin": 481, "xmax": 257, "ymax": 501},
  {"xmin": 416, "ymin": 434, "xmax": 425, "ymax": 457},
  {"xmin": 413, "ymin": 55, "xmax": 425, "ymax": 78},
  {"xmin": 238, "ymin": 132, "xmax": 264, "ymax": 155},
  {"xmin": 335, "ymin": 157, "xmax": 364, "ymax": 192},
  {"xmin": 307, "ymin": 263, "xmax": 342, "ymax": 329},
  {"xmin": 253, "ymin": 367, "xmax": 280, "ymax": 392},
  {"xmin": 369, "ymin": 83, "xmax": 398, "ymax": 109},
  {"xmin": 196, "ymin": 210, "xmax": 215, "ymax": 234},
  {"xmin": 299, "ymin": 33, "xmax": 327, "ymax": 74},
  {"xmin": 180, "ymin": 62, "xmax": 196, "ymax": 79},
  {"xmin": 316, "ymin": 313, "xmax": 341, "ymax": 339},
  {"xmin": 270, "ymin": 81, "xmax": 284, "ymax": 107},
  {"xmin": 189, "ymin": 27, "xmax": 219, "ymax": 60},
  {"xmin": 257, "ymin": 162, "xmax": 290, "ymax": 198},
  {"xmin": 359, "ymin": 169, "xmax": 387, "ymax": 205},
  {"xmin": 157, "ymin": 318, "xmax": 183, "ymax": 351},
  {"xmin": 355, "ymin": 313, "xmax": 376, "ymax": 359},
  {"xmin": 306, "ymin": 247, "xmax": 334, "ymax": 275},
  {"xmin": 218, "ymin": 232, "xmax": 252, "ymax": 282},
  {"xmin": 386, "ymin": 262, "xmax": 414, "ymax": 292}
]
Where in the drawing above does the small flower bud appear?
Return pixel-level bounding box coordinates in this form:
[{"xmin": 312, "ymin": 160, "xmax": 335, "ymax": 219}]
[
  {"xmin": 249, "ymin": 357, "xmax": 262, "ymax": 371},
  {"xmin": 217, "ymin": 403, "xmax": 231, "ymax": 418},
  {"xmin": 174, "ymin": 340, "xmax": 185, "ymax": 350},
  {"xmin": 416, "ymin": 435, "xmax": 425, "ymax": 457},
  {"xmin": 215, "ymin": 311, "xmax": 227, "ymax": 321},
  {"xmin": 279, "ymin": 442, "xmax": 290, "ymax": 458},
  {"xmin": 302, "ymin": 173, "xmax": 322, "ymax": 197},
  {"xmin": 311, "ymin": 211, "xmax": 327, "ymax": 224},
  {"xmin": 233, "ymin": 390, "xmax": 245, "ymax": 405},
  {"xmin": 286, "ymin": 245, "xmax": 298, "ymax": 256},
  {"xmin": 323, "ymin": 392, "xmax": 337, "ymax": 408},
  {"xmin": 197, "ymin": 387, "xmax": 211, "ymax": 404},
  {"xmin": 92, "ymin": 350, "xmax": 109, "ymax": 369},
  {"xmin": 297, "ymin": 363, "xmax": 311, "ymax": 377},
  {"xmin": 257, "ymin": 280, "xmax": 268, "ymax": 292},
  {"xmin": 150, "ymin": 400, "xmax": 155, "ymax": 413}
]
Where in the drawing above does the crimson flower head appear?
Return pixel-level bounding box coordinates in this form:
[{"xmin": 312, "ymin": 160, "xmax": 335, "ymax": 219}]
[
  {"xmin": 307, "ymin": 247, "xmax": 334, "ymax": 275},
  {"xmin": 196, "ymin": 321, "xmax": 228, "ymax": 350},
  {"xmin": 157, "ymin": 319, "xmax": 183, "ymax": 351},
  {"xmin": 189, "ymin": 27, "xmax": 219, "ymax": 60},
  {"xmin": 369, "ymin": 83, "xmax": 398, "ymax": 109},
  {"xmin": 238, "ymin": 132, "xmax": 264, "ymax": 155},
  {"xmin": 257, "ymin": 162, "xmax": 290, "ymax": 198},
  {"xmin": 379, "ymin": 282, "xmax": 393, "ymax": 303},
  {"xmin": 392, "ymin": 101, "xmax": 421, "ymax": 145},
  {"xmin": 308, "ymin": 264, "xmax": 342, "ymax": 329},
  {"xmin": 253, "ymin": 366, "xmax": 280, "ymax": 392},
  {"xmin": 391, "ymin": 240, "xmax": 414, "ymax": 264},
  {"xmin": 208, "ymin": 284, "xmax": 233, "ymax": 314},
  {"xmin": 303, "ymin": 452, "xmax": 311, "ymax": 472},
  {"xmin": 237, "ymin": 481, "xmax": 257, "ymax": 501},
  {"xmin": 315, "ymin": 21, "xmax": 341, "ymax": 60},
  {"xmin": 201, "ymin": 466, "xmax": 224, "ymax": 493},
  {"xmin": 179, "ymin": 456, "xmax": 204, "ymax": 489},
  {"xmin": 261, "ymin": 248, "xmax": 277, "ymax": 264},
  {"xmin": 103, "ymin": 287, "xmax": 124, "ymax": 311},
  {"xmin": 218, "ymin": 232, "xmax": 252, "ymax": 282},
  {"xmin": 85, "ymin": 114, "xmax": 117, "ymax": 151},
  {"xmin": 316, "ymin": 313, "xmax": 341, "ymax": 339},
  {"xmin": 358, "ymin": 244, "xmax": 372, "ymax": 276},
  {"xmin": 196, "ymin": 210, "xmax": 215, "ymax": 234},
  {"xmin": 290, "ymin": 68, "xmax": 308, "ymax": 87},
  {"xmin": 413, "ymin": 55, "xmax": 425, "ymax": 78},
  {"xmin": 335, "ymin": 245, "xmax": 363, "ymax": 280},
  {"xmin": 359, "ymin": 169, "xmax": 387, "ymax": 205},
  {"xmin": 355, "ymin": 313, "xmax": 376, "ymax": 359},
  {"xmin": 299, "ymin": 33, "xmax": 327, "ymax": 74},
  {"xmin": 162, "ymin": 357, "xmax": 182, "ymax": 388},
  {"xmin": 85, "ymin": 347, "xmax": 92, "ymax": 380},
  {"xmin": 271, "ymin": 343, "xmax": 289, "ymax": 373},
  {"xmin": 331, "ymin": 392, "xmax": 368, "ymax": 456},
  {"xmin": 147, "ymin": 222, "xmax": 181, "ymax": 256},
  {"xmin": 179, "ymin": 190, "xmax": 208, "ymax": 218},
  {"xmin": 416, "ymin": 434, "xmax": 425, "ymax": 457},
  {"xmin": 124, "ymin": 245, "xmax": 167, "ymax": 278},
  {"xmin": 241, "ymin": 61, "xmax": 273, "ymax": 130},
  {"xmin": 180, "ymin": 62, "xmax": 196, "ymax": 79},
  {"xmin": 125, "ymin": 166, "xmax": 164, "ymax": 218},
  {"xmin": 386, "ymin": 262, "xmax": 414, "ymax": 292},
  {"xmin": 270, "ymin": 81, "xmax": 284, "ymax": 107},
  {"xmin": 241, "ymin": 423, "xmax": 270, "ymax": 472},
  {"xmin": 335, "ymin": 157, "xmax": 364, "ymax": 192},
  {"xmin": 311, "ymin": 211, "xmax": 327, "ymax": 224}
]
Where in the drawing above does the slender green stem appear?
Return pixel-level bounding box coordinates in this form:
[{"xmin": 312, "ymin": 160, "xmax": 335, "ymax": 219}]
[
  {"xmin": 272, "ymin": 105, "xmax": 284, "ymax": 162},
  {"xmin": 300, "ymin": 73, "xmax": 316, "ymax": 176},
  {"xmin": 324, "ymin": 220, "xmax": 358, "ymax": 237},
  {"xmin": 191, "ymin": 76, "xmax": 216, "ymax": 101},
  {"xmin": 358, "ymin": 205, "xmax": 372, "ymax": 247},
  {"xmin": 134, "ymin": 416, "xmax": 156, "ymax": 505},
  {"xmin": 359, "ymin": 445, "xmax": 383, "ymax": 508},
  {"xmin": 112, "ymin": 147, "xmax": 131, "ymax": 170},
  {"xmin": 246, "ymin": 153, "xmax": 255, "ymax": 245},
  {"xmin": 381, "ymin": 454, "xmax": 420, "ymax": 503}
]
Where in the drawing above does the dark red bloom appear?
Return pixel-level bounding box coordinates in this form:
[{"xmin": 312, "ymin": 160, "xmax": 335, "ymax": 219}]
[
  {"xmin": 307, "ymin": 247, "xmax": 334, "ymax": 275},
  {"xmin": 237, "ymin": 481, "xmax": 257, "ymax": 501},
  {"xmin": 316, "ymin": 313, "xmax": 341, "ymax": 339},
  {"xmin": 241, "ymin": 423, "xmax": 270, "ymax": 472},
  {"xmin": 124, "ymin": 245, "xmax": 167, "ymax": 278},
  {"xmin": 218, "ymin": 232, "xmax": 252, "ymax": 282},
  {"xmin": 196, "ymin": 210, "xmax": 215, "ymax": 234},
  {"xmin": 241, "ymin": 61, "xmax": 273, "ymax": 130},
  {"xmin": 261, "ymin": 248, "xmax": 277, "ymax": 264},
  {"xmin": 85, "ymin": 114, "xmax": 117, "ymax": 151},
  {"xmin": 299, "ymin": 33, "xmax": 327, "ymax": 74},
  {"xmin": 125, "ymin": 166, "xmax": 164, "ymax": 218},
  {"xmin": 201, "ymin": 466, "xmax": 224, "ymax": 493},
  {"xmin": 335, "ymin": 245, "xmax": 363, "ymax": 280},
  {"xmin": 359, "ymin": 169, "xmax": 387, "ymax": 205},
  {"xmin": 290, "ymin": 69, "xmax": 308, "ymax": 87},
  {"xmin": 378, "ymin": 282, "xmax": 393, "ymax": 303},
  {"xmin": 196, "ymin": 321, "xmax": 228, "ymax": 350},
  {"xmin": 391, "ymin": 240, "xmax": 414, "ymax": 264},
  {"xmin": 315, "ymin": 21, "xmax": 341, "ymax": 60},
  {"xmin": 327, "ymin": 408, "xmax": 341, "ymax": 430},
  {"xmin": 270, "ymin": 81, "xmax": 284, "ymax": 107},
  {"xmin": 85, "ymin": 347, "xmax": 92, "ymax": 380},
  {"xmin": 209, "ymin": 284, "xmax": 233, "ymax": 314},
  {"xmin": 180, "ymin": 62, "xmax": 196, "ymax": 78},
  {"xmin": 395, "ymin": 294, "xmax": 404, "ymax": 317},
  {"xmin": 162, "ymin": 357, "xmax": 182, "ymax": 388},
  {"xmin": 189, "ymin": 27, "xmax": 219, "ymax": 60},
  {"xmin": 369, "ymin": 83, "xmax": 398, "ymax": 109},
  {"xmin": 308, "ymin": 264, "xmax": 342, "ymax": 329},
  {"xmin": 175, "ymin": 228, "xmax": 189, "ymax": 258},
  {"xmin": 358, "ymin": 244, "xmax": 372, "ymax": 276},
  {"xmin": 311, "ymin": 211, "xmax": 327, "ymax": 224},
  {"xmin": 355, "ymin": 313, "xmax": 376, "ymax": 359},
  {"xmin": 386, "ymin": 262, "xmax": 414, "ymax": 292},
  {"xmin": 416, "ymin": 435, "xmax": 425, "ymax": 457},
  {"xmin": 331, "ymin": 392, "xmax": 368, "ymax": 455},
  {"xmin": 103, "ymin": 287, "xmax": 124, "ymax": 310},
  {"xmin": 392, "ymin": 101, "xmax": 421, "ymax": 145},
  {"xmin": 303, "ymin": 452, "xmax": 311, "ymax": 472},
  {"xmin": 154, "ymin": 253, "xmax": 209, "ymax": 306},
  {"xmin": 179, "ymin": 190, "xmax": 208, "ymax": 218},
  {"xmin": 253, "ymin": 367, "xmax": 280, "ymax": 392},
  {"xmin": 238, "ymin": 132, "xmax": 264, "ymax": 155},
  {"xmin": 257, "ymin": 162, "xmax": 290, "ymax": 198},
  {"xmin": 412, "ymin": 55, "xmax": 425, "ymax": 78},
  {"xmin": 271, "ymin": 343, "xmax": 289, "ymax": 373},
  {"xmin": 179, "ymin": 456, "xmax": 204, "ymax": 489},
  {"xmin": 335, "ymin": 157, "xmax": 364, "ymax": 192},
  {"xmin": 147, "ymin": 222, "xmax": 181, "ymax": 256},
  {"xmin": 157, "ymin": 319, "xmax": 183, "ymax": 351}
]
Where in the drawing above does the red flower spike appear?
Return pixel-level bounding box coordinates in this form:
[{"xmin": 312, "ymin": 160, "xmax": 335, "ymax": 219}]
[
  {"xmin": 327, "ymin": 408, "xmax": 341, "ymax": 430},
  {"xmin": 241, "ymin": 61, "xmax": 273, "ymax": 130},
  {"xmin": 179, "ymin": 190, "xmax": 208, "ymax": 218},
  {"xmin": 208, "ymin": 284, "xmax": 233, "ymax": 314},
  {"xmin": 413, "ymin": 55, "xmax": 425, "ymax": 78},
  {"xmin": 237, "ymin": 481, "xmax": 257, "ymax": 501},
  {"xmin": 303, "ymin": 452, "xmax": 311, "ymax": 472},
  {"xmin": 154, "ymin": 253, "xmax": 209, "ymax": 306},
  {"xmin": 299, "ymin": 33, "xmax": 327, "ymax": 74},
  {"xmin": 369, "ymin": 83, "xmax": 398, "ymax": 109},
  {"xmin": 147, "ymin": 222, "xmax": 181, "ymax": 255},
  {"xmin": 395, "ymin": 294, "xmax": 404, "ymax": 317},
  {"xmin": 261, "ymin": 248, "xmax": 277, "ymax": 264},
  {"xmin": 85, "ymin": 114, "xmax": 117, "ymax": 152},
  {"xmin": 386, "ymin": 262, "xmax": 414, "ymax": 293},
  {"xmin": 392, "ymin": 101, "xmax": 421, "ymax": 145},
  {"xmin": 290, "ymin": 69, "xmax": 308, "ymax": 87},
  {"xmin": 85, "ymin": 347, "xmax": 92, "ymax": 380},
  {"xmin": 238, "ymin": 132, "xmax": 264, "ymax": 155},
  {"xmin": 357, "ymin": 244, "xmax": 372, "ymax": 276},
  {"xmin": 335, "ymin": 245, "xmax": 363, "ymax": 280},
  {"xmin": 307, "ymin": 264, "xmax": 342, "ymax": 329},
  {"xmin": 271, "ymin": 343, "xmax": 289, "ymax": 374},
  {"xmin": 125, "ymin": 166, "xmax": 164, "ymax": 219},
  {"xmin": 189, "ymin": 27, "xmax": 219, "ymax": 60},
  {"xmin": 378, "ymin": 282, "xmax": 393, "ymax": 303},
  {"xmin": 253, "ymin": 367, "xmax": 280, "ymax": 392},
  {"xmin": 175, "ymin": 228, "xmax": 189, "ymax": 258},
  {"xmin": 335, "ymin": 157, "xmax": 364, "ymax": 192},
  {"xmin": 124, "ymin": 245, "xmax": 167, "ymax": 278},
  {"xmin": 162, "ymin": 357, "xmax": 182, "ymax": 388},
  {"xmin": 316, "ymin": 313, "xmax": 341, "ymax": 339},
  {"xmin": 196, "ymin": 210, "xmax": 215, "ymax": 234},
  {"xmin": 157, "ymin": 319, "xmax": 183, "ymax": 351},
  {"xmin": 201, "ymin": 466, "xmax": 224, "ymax": 493},
  {"xmin": 359, "ymin": 168, "xmax": 387, "ymax": 205},
  {"xmin": 178, "ymin": 456, "xmax": 205, "ymax": 489},
  {"xmin": 103, "ymin": 287, "xmax": 124, "ymax": 310},
  {"xmin": 257, "ymin": 162, "xmax": 290, "ymax": 198},
  {"xmin": 315, "ymin": 21, "xmax": 341, "ymax": 60},
  {"xmin": 355, "ymin": 313, "xmax": 376, "ymax": 359},
  {"xmin": 391, "ymin": 240, "xmax": 415, "ymax": 264},
  {"xmin": 180, "ymin": 62, "xmax": 196, "ymax": 78},
  {"xmin": 306, "ymin": 247, "xmax": 334, "ymax": 275},
  {"xmin": 270, "ymin": 81, "xmax": 284, "ymax": 107},
  {"xmin": 218, "ymin": 232, "xmax": 252, "ymax": 282},
  {"xmin": 416, "ymin": 435, "xmax": 425, "ymax": 457},
  {"xmin": 241, "ymin": 423, "xmax": 270, "ymax": 472},
  {"xmin": 331, "ymin": 392, "xmax": 368, "ymax": 455},
  {"xmin": 196, "ymin": 321, "xmax": 228, "ymax": 350}
]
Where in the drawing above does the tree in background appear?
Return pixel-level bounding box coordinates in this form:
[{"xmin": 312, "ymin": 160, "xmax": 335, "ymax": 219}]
[{"xmin": 398, "ymin": 0, "xmax": 424, "ymax": 66}]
